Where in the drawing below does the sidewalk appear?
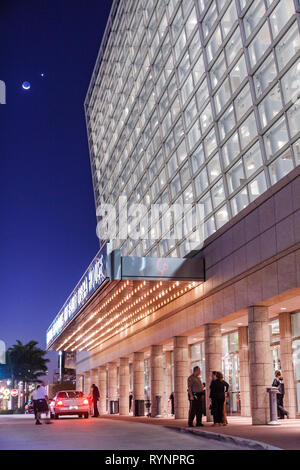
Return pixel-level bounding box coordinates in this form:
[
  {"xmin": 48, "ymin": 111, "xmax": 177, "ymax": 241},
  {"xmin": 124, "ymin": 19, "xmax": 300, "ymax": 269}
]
[{"xmin": 101, "ymin": 415, "xmax": 300, "ymax": 450}]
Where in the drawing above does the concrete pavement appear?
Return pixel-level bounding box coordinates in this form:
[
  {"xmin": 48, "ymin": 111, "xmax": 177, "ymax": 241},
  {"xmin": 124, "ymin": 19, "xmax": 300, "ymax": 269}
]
[
  {"xmin": 0, "ymin": 414, "xmax": 246, "ymax": 450},
  {"xmin": 102, "ymin": 415, "xmax": 300, "ymax": 450}
]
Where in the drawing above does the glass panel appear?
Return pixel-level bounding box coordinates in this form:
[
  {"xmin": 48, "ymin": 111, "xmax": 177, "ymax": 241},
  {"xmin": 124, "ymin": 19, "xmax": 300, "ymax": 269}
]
[
  {"xmin": 253, "ymin": 52, "xmax": 277, "ymax": 98},
  {"xmin": 210, "ymin": 52, "xmax": 227, "ymax": 89},
  {"xmin": 222, "ymin": 132, "xmax": 240, "ymax": 167},
  {"xmin": 230, "ymin": 55, "xmax": 248, "ymax": 93},
  {"xmin": 206, "ymin": 25, "xmax": 222, "ymax": 63},
  {"xmin": 227, "ymin": 159, "xmax": 245, "ymax": 193},
  {"xmin": 258, "ymin": 84, "xmax": 283, "ymax": 129},
  {"xmin": 239, "ymin": 112, "xmax": 257, "ymax": 149},
  {"xmin": 248, "ymin": 21, "xmax": 271, "ymax": 68},
  {"xmin": 243, "ymin": 0, "xmax": 266, "ymax": 39},
  {"xmin": 225, "ymin": 27, "xmax": 243, "ymax": 66},
  {"xmin": 293, "ymin": 139, "xmax": 300, "ymax": 166},
  {"xmin": 219, "ymin": 105, "xmax": 236, "ymax": 140},
  {"xmin": 234, "ymin": 83, "xmax": 252, "ymax": 121},
  {"xmin": 244, "ymin": 141, "xmax": 263, "ymax": 178},
  {"xmin": 191, "ymin": 144, "xmax": 205, "ymax": 174},
  {"xmin": 248, "ymin": 171, "xmax": 267, "ymax": 201},
  {"xmin": 231, "ymin": 187, "xmax": 249, "ymax": 215},
  {"xmin": 287, "ymin": 101, "xmax": 300, "ymax": 138},
  {"xmin": 269, "ymin": 0, "xmax": 295, "ymax": 39},
  {"xmin": 215, "ymin": 204, "xmax": 229, "ymax": 229},
  {"xmin": 221, "ymin": 1, "xmax": 238, "ymax": 40},
  {"xmin": 269, "ymin": 149, "xmax": 295, "ymax": 184},
  {"xmin": 281, "ymin": 59, "xmax": 300, "ymax": 105},
  {"xmin": 202, "ymin": 1, "xmax": 218, "ymax": 38},
  {"xmin": 264, "ymin": 116, "xmax": 289, "ymax": 159},
  {"xmin": 211, "ymin": 178, "xmax": 226, "ymax": 208},
  {"xmin": 195, "ymin": 167, "xmax": 209, "ymax": 197},
  {"xmin": 207, "ymin": 154, "xmax": 222, "ymax": 183},
  {"xmin": 275, "ymin": 22, "xmax": 300, "ymax": 71}
]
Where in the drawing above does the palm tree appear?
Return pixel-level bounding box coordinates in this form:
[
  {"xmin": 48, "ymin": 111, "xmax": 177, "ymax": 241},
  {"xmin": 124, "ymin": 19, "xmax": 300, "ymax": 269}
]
[{"xmin": 6, "ymin": 340, "xmax": 49, "ymax": 409}]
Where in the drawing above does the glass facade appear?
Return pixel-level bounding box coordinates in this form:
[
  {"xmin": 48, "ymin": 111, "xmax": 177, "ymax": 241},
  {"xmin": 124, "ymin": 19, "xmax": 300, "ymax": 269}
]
[{"xmin": 85, "ymin": 0, "xmax": 300, "ymax": 257}]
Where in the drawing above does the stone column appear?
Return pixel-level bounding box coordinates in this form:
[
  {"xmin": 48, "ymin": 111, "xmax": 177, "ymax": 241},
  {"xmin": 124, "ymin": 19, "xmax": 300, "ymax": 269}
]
[
  {"xmin": 76, "ymin": 374, "xmax": 83, "ymax": 392},
  {"xmin": 98, "ymin": 366, "xmax": 107, "ymax": 415},
  {"xmin": 204, "ymin": 323, "xmax": 222, "ymax": 422},
  {"xmin": 108, "ymin": 363, "xmax": 118, "ymax": 413},
  {"xmin": 279, "ymin": 312, "xmax": 297, "ymax": 418},
  {"xmin": 238, "ymin": 326, "xmax": 251, "ymax": 417},
  {"xmin": 119, "ymin": 357, "xmax": 130, "ymax": 416},
  {"xmin": 84, "ymin": 371, "xmax": 91, "ymax": 395},
  {"xmin": 248, "ymin": 306, "xmax": 271, "ymax": 425},
  {"xmin": 173, "ymin": 336, "xmax": 189, "ymax": 419},
  {"xmin": 133, "ymin": 352, "xmax": 144, "ymax": 416},
  {"xmin": 90, "ymin": 368, "xmax": 98, "ymax": 387},
  {"xmin": 150, "ymin": 345, "xmax": 164, "ymax": 417},
  {"xmin": 165, "ymin": 351, "xmax": 172, "ymax": 414}
]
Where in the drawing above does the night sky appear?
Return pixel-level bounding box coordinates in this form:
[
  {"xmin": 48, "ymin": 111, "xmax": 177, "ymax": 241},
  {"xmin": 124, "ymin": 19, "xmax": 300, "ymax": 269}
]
[{"xmin": 0, "ymin": 0, "xmax": 113, "ymax": 380}]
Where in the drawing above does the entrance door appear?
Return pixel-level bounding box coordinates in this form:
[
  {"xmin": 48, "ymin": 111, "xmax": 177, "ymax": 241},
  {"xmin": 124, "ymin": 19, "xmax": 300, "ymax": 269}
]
[{"xmin": 223, "ymin": 351, "xmax": 241, "ymax": 414}]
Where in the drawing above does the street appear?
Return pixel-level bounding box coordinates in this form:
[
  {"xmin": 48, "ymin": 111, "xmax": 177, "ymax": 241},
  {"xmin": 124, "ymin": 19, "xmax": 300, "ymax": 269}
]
[{"xmin": 0, "ymin": 415, "xmax": 246, "ymax": 450}]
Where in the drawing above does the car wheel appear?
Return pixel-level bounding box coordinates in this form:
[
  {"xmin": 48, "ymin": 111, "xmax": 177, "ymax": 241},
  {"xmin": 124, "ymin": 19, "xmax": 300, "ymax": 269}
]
[
  {"xmin": 84, "ymin": 413, "xmax": 89, "ymax": 419},
  {"xmin": 54, "ymin": 414, "xmax": 59, "ymax": 419}
]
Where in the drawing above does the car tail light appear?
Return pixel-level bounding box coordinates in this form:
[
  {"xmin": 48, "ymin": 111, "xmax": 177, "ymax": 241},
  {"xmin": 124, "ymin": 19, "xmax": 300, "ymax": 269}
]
[
  {"xmin": 83, "ymin": 399, "xmax": 89, "ymax": 405},
  {"xmin": 56, "ymin": 400, "xmax": 64, "ymax": 406}
]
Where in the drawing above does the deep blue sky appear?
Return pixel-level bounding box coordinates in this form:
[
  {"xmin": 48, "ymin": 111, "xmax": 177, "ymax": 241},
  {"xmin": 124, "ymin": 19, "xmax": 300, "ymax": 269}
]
[{"xmin": 0, "ymin": 0, "xmax": 113, "ymax": 379}]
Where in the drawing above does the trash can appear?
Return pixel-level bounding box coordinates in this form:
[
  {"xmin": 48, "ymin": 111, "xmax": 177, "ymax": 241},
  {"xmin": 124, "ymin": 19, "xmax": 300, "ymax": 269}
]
[
  {"xmin": 110, "ymin": 400, "xmax": 119, "ymax": 414},
  {"xmin": 266, "ymin": 387, "xmax": 280, "ymax": 425},
  {"xmin": 155, "ymin": 394, "xmax": 162, "ymax": 417},
  {"xmin": 134, "ymin": 399, "xmax": 145, "ymax": 417}
]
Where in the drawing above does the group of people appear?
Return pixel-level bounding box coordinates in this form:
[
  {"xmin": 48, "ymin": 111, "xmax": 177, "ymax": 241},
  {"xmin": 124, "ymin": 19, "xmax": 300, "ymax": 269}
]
[
  {"xmin": 187, "ymin": 366, "xmax": 289, "ymax": 427},
  {"xmin": 187, "ymin": 366, "xmax": 229, "ymax": 427}
]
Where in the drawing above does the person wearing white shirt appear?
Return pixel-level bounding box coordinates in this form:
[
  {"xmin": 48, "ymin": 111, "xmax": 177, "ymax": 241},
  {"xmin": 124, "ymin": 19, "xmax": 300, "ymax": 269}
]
[{"xmin": 31, "ymin": 384, "xmax": 51, "ymax": 425}]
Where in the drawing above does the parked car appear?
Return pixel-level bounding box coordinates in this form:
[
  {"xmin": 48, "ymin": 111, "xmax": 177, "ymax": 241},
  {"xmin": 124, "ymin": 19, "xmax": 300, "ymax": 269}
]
[
  {"xmin": 24, "ymin": 399, "xmax": 34, "ymax": 414},
  {"xmin": 49, "ymin": 391, "xmax": 89, "ymax": 419}
]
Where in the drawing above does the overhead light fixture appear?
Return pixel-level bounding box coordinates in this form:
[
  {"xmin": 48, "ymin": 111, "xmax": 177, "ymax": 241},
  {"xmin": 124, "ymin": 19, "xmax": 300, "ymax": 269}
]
[{"xmin": 280, "ymin": 307, "xmax": 287, "ymax": 311}]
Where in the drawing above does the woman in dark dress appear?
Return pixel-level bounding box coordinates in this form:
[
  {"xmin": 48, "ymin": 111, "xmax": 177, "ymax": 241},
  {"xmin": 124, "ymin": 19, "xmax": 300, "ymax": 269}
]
[{"xmin": 209, "ymin": 371, "xmax": 227, "ymax": 426}]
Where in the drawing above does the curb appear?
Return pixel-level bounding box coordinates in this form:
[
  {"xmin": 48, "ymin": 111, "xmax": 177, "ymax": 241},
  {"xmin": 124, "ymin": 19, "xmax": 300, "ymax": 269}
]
[{"xmin": 165, "ymin": 426, "xmax": 282, "ymax": 451}]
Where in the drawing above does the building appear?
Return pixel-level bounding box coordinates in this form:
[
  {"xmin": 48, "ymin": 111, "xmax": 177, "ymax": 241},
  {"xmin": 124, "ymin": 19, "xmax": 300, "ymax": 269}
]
[{"xmin": 47, "ymin": 0, "xmax": 300, "ymax": 424}]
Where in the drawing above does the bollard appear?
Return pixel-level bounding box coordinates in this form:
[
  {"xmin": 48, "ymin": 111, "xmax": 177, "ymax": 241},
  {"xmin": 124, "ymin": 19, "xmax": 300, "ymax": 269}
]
[
  {"xmin": 266, "ymin": 387, "xmax": 280, "ymax": 425},
  {"xmin": 155, "ymin": 394, "xmax": 162, "ymax": 418}
]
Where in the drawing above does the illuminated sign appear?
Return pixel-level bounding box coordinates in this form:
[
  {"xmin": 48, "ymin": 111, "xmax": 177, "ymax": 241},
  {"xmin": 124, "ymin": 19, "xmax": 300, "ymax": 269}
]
[
  {"xmin": 46, "ymin": 246, "xmax": 107, "ymax": 347},
  {"xmin": 11, "ymin": 389, "xmax": 18, "ymax": 397}
]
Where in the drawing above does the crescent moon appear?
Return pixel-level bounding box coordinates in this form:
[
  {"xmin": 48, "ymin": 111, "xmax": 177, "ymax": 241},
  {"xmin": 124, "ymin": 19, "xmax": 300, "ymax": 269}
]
[{"xmin": 22, "ymin": 82, "xmax": 31, "ymax": 90}]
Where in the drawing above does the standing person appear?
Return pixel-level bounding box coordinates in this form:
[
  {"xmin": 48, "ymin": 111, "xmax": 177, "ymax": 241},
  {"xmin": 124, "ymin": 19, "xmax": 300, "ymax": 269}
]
[
  {"xmin": 31, "ymin": 385, "xmax": 40, "ymax": 424},
  {"xmin": 272, "ymin": 370, "xmax": 289, "ymax": 419},
  {"xmin": 209, "ymin": 371, "xmax": 226, "ymax": 426},
  {"xmin": 222, "ymin": 377, "xmax": 230, "ymax": 426},
  {"xmin": 168, "ymin": 392, "xmax": 175, "ymax": 416},
  {"xmin": 187, "ymin": 366, "xmax": 204, "ymax": 427},
  {"xmin": 32, "ymin": 383, "xmax": 51, "ymax": 425},
  {"xmin": 201, "ymin": 383, "xmax": 206, "ymax": 417},
  {"xmin": 91, "ymin": 384, "xmax": 100, "ymax": 417},
  {"xmin": 129, "ymin": 392, "xmax": 133, "ymax": 413}
]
